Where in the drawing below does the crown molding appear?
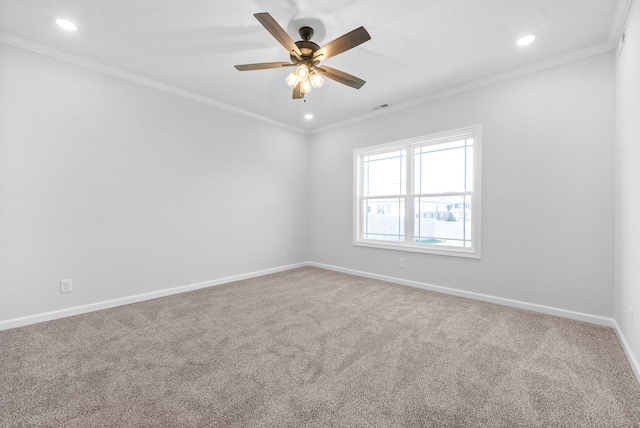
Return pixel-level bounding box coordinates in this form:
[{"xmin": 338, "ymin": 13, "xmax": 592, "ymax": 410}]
[
  {"xmin": 1, "ymin": 1, "xmax": 626, "ymax": 139},
  {"xmin": 610, "ymin": 0, "xmax": 634, "ymax": 43},
  {"xmin": 311, "ymin": 41, "xmax": 615, "ymax": 135},
  {"xmin": 313, "ymin": 0, "xmax": 629, "ymax": 135},
  {"xmin": 0, "ymin": 32, "xmax": 309, "ymax": 136}
]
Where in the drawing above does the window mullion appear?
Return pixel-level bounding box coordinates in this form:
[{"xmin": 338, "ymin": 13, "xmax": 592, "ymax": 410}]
[
  {"xmin": 357, "ymin": 156, "xmax": 361, "ymax": 241},
  {"xmin": 404, "ymin": 148, "xmax": 414, "ymax": 243}
]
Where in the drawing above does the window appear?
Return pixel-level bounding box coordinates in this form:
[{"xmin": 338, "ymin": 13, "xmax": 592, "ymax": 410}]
[{"xmin": 354, "ymin": 125, "xmax": 481, "ymax": 258}]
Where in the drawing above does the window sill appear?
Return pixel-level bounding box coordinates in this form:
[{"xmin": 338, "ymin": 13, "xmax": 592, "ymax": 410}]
[{"xmin": 353, "ymin": 240, "xmax": 481, "ymax": 259}]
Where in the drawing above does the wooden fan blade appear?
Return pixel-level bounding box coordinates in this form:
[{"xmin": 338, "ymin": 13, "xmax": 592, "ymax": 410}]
[
  {"xmin": 313, "ymin": 26, "xmax": 371, "ymax": 61},
  {"xmin": 235, "ymin": 62, "xmax": 295, "ymax": 71},
  {"xmin": 315, "ymin": 66, "xmax": 366, "ymax": 89},
  {"xmin": 292, "ymin": 81, "xmax": 304, "ymax": 99},
  {"xmin": 254, "ymin": 12, "xmax": 303, "ymax": 59}
]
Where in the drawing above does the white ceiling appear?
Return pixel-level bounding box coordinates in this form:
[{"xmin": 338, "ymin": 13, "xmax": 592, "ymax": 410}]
[{"xmin": 0, "ymin": 0, "xmax": 629, "ymax": 133}]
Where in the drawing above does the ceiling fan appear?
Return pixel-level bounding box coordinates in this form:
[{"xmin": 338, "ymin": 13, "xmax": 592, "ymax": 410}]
[{"xmin": 234, "ymin": 13, "xmax": 371, "ymax": 99}]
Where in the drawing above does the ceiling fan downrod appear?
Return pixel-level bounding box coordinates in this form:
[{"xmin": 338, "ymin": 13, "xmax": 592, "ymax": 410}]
[{"xmin": 298, "ymin": 26, "xmax": 314, "ymax": 41}]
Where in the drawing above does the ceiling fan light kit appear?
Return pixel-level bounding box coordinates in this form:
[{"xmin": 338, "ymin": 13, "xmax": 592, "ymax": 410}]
[
  {"xmin": 294, "ymin": 63, "xmax": 309, "ymax": 80},
  {"xmin": 234, "ymin": 12, "xmax": 371, "ymax": 99},
  {"xmin": 285, "ymin": 72, "xmax": 299, "ymax": 88},
  {"xmin": 309, "ymin": 71, "xmax": 324, "ymax": 89},
  {"xmin": 285, "ymin": 66, "xmax": 324, "ymax": 92}
]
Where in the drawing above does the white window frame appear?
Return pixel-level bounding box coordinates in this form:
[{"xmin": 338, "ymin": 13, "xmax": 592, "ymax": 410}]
[{"xmin": 353, "ymin": 125, "xmax": 482, "ymax": 259}]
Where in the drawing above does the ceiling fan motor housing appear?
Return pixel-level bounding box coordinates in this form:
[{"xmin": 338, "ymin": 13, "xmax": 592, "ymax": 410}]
[{"xmin": 291, "ymin": 39, "xmax": 320, "ymax": 63}]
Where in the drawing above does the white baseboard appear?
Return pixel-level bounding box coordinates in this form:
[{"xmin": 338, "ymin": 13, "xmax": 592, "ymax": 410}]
[
  {"xmin": 0, "ymin": 263, "xmax": 308, "ymax": 331},
  {"xmin": 313, "ymin": 260, "xmax": 640, "ymax": 382},
  {"xmin": 309, "ymin": 262, "xmax": 615, "ymax": 327},
  {"xmin": 4, "ymin": 260, "xmax": 613, "ymax": 331},
  {"xmin": 611, "ymin": 319, "xmax": 640, "ymax": 383},
  {"xmin": 1, "ymin": 261, "xmax": 614, "ymax": 331},
  {"xmin": 3, "ymin": 260, "xmax": 639, "ymax": 383},
  {"xmin": 310, "ymin": 263, "xmax": 640, "ymax": 383}
]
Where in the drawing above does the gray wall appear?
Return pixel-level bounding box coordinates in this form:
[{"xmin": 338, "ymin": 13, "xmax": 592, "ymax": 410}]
[
  {"xmin": 615, "ymin": 0, "xmax": 640, "ymax": 366},
  {"xmin": 309, "ymin": 52, "xmax": 615, "ymax": 317},
  {"xmin": 0, "ymin": 44, "xmax": 309, "ymax": 321},
  {"xmin": 0, "ymin": 41, "xmax": 621, "ymax": 328}
]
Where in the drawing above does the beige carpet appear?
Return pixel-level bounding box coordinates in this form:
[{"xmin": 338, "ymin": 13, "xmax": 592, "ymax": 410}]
[{"xmin": 1, "ymin": 266, "xmax": 639, "ymax": 427}]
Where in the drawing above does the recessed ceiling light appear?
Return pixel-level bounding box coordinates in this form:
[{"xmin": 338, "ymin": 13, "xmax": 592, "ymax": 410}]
[
  {"xmin": 517, "ymin": 35, "xmax": 535, "ymax": 46},
  {"xmin": 56, "ymin": 19, "xmax": 77, "ymax": 31},
  {"xmin": 304, "ymin": 114, "xmax": 313, "ymax": 120}
]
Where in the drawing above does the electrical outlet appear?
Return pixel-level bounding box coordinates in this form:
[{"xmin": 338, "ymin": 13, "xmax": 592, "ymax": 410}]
[
  {"xmin": 282, "ymin": 249, "xmax": 287, "ymax": 257},
  {"xmin": 399, "ymin": 258, "xmax": 406, "ymax": 268},
  {"xmin": 60, "ymin": 279, "xmax": 73, "ymax": 293},
  {"xmin": 629, "ymin": 307, "xmax": 634, "ymax": 328}
]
